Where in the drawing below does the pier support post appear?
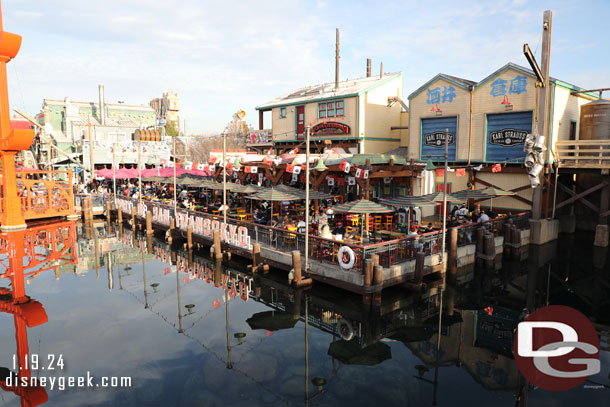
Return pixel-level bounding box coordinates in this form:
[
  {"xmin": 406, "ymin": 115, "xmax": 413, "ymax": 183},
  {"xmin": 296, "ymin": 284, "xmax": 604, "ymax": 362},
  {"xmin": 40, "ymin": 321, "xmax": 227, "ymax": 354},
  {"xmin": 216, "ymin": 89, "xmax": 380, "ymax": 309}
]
[
  {"xmin": 415, "ymin": 252, "xmax": 424, "ymax": 288},
  {"xmin": 212, "ymin": 230, "xmax": 221, "ymax": 259},
  {"xmin": 511, "ymin": 225, "xmax": 521, "ymax": 260},
  {"xmin": 83, "ymin": 197, "xmax": 93, "ymax": 221},
  {"xmin": 363, "ymin": 258, "xmax": 373, "ymax": 304},
  {"xmin": 146, "ymin": 211, "xmax": 153, "ymax": 235},
  {"xmin": 372, "ymin": 265, "xmax": 383, "ymax": 305},
  {"xmin": 187, "ymin": 226, "xmax": 193, "ymax": 250},
  {"xmin": 449, "ymin": 227, "xmax": 457, "ymax": 275},
  {"xmin": 106, "ymin": 200, "xmax": 112, "ymax": 221},
  {"xmin": 475, "ymin": 227, "xmax": 484, "ymax": 268},
  {"xmin": 131, "ymin": 207, "xmax": 136, "ymax": 229},
  {"xmin": 594, "ymin": 224, "xmax": 609, "ymax": 248},
  {"xmin": 292, "ymin": 250, "xmax": 312, "ymax": 287},
  {"xmin": 248, "ymin": 244, "xmax": 269, "ymax": 273},
  {"xmin": 168, "ymin": 218, "xmax": 175, "ymax": 244},
  {"xmin": 117, "ymin": 207, "xmax": 122, "ymax": 224},
  {"xmin": 503, "ymin": 222, "xmax": 512, "ymax": 260},
  {"xmin": 484, "ymin": 233, "xmax": 495, "ymax": 270}
]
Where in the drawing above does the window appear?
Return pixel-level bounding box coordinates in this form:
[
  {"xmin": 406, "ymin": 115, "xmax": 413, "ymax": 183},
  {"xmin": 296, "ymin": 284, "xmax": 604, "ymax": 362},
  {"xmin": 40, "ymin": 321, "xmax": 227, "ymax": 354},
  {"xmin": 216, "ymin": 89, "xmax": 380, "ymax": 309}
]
[
  {"xmin": 318, "ymin": 100, "xmax": 344, "ymax": 118},
  {"xmin": 280, "ymin": 107, "xmax": 287, "ymax": 118}
]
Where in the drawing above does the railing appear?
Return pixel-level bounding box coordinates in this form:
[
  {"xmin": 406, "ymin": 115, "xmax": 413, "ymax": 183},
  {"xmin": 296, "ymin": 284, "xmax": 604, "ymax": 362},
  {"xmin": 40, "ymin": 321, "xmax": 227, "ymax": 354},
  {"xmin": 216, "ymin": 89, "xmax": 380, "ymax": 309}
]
[
  {"xmin": 74, "ymin": 193, "xmax": 107, "ymax": 208},
  {"xmin": 6, "ymin": 170, "xmax": 75, "ymax": 221},
  {"xmin": 362, "ymin": 212, "xmax": 530, "ymax": 269},
  {"xmin": 112, "ymin": 196, "xmax": 530, "ymax": 274},
  {"xmin": 555, "ymin": 140, "xmax": 610, "ymax": 168}
]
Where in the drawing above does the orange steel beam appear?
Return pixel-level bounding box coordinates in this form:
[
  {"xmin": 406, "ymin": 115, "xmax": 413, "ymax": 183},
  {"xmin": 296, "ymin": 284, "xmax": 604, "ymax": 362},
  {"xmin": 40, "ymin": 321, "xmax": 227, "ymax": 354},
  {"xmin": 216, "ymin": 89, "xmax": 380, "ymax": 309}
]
[{"xmin": 0, "ymin": 2, "xmax": 34, "ymax": 230}]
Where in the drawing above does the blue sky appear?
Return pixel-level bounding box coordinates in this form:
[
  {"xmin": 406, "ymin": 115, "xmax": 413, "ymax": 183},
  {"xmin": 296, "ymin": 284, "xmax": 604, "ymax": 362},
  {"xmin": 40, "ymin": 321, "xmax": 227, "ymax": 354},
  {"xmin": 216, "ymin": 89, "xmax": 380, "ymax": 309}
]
[{"xmin": 3, "ymin": 0, "xmax": 609, "ymax": 134}]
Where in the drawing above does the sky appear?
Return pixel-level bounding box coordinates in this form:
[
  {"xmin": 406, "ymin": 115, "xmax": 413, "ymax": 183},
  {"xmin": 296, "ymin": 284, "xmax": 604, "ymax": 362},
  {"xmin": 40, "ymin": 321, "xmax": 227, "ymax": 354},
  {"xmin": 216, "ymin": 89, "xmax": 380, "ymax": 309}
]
[{"xmin": 3, "ymin": 0, "xmax": 609, "ymax": 135}]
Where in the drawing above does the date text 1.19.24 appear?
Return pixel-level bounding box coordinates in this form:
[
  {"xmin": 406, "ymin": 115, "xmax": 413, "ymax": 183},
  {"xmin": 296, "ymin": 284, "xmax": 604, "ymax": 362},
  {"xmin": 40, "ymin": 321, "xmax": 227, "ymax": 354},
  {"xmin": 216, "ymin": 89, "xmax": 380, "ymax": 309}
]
[{"xmin": 13, "ymin": 354, "xmax": 65, "ymax": 370}]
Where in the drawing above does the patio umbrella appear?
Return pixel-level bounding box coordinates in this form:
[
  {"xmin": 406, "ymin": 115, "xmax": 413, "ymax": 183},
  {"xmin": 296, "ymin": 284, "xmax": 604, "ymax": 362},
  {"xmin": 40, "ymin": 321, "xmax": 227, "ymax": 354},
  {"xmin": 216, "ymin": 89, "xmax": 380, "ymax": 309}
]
[
  {"xmin": 327, "ymin": 339, "xmax": 392, "ymax": 366},
  {"xmin": 95, "ymin": 167, "xmax": 113, "ymax": 178},
  {"xmin": 452, "ymin": 189, "xmax": 494, "ymax": 199},
  {"xmin": 421, "ymin": 192, "xmax": 464, "ymax": 203},
  {"xmin": 276, "ymin": 184, "xmax": 333, "ymax": 200},
  {"xmin": 381, "ymin": 197, "xmax": 437, "ymax": 232},
  {"xmin": 246, "ymin": 310, "xmax": 298, "ymax": 331},
  {"xmin": 250, "ymin": 188, "xmax": 301, "ymax": 224},
  {"xmin": 332, "ymin": 199, "xmax": 394, "ymax": 241},
  {"xmin": 478, "ymin": 187, "xmax": 515, "ymax": 210}
]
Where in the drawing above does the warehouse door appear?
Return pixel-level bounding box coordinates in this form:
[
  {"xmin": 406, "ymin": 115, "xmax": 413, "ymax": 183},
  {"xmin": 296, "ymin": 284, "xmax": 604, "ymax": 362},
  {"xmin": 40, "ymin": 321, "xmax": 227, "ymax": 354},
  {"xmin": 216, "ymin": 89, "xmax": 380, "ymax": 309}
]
[
  {"xmin": 485, "ymin": 111, "xmax": 533, "ymax": 162},
  {"xmin": 421, "ymin": 116, "xmax": 457, "ymax": 161}
]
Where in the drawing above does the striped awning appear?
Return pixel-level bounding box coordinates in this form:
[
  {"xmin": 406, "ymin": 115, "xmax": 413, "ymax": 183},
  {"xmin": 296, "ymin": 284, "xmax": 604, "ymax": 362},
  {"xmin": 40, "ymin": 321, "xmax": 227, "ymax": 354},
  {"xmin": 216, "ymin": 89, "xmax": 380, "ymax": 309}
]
[
  {"xmin": 250, "ymin": 189, "xmax": 301, "ymax": 201},
  {"xmin": 134, "ymin": 129, "xmax": 161, "ymax": 141},
  {"xmin": 381, "ymin": 196, "xmax": 437, "ymax": 207},
  {"xmin": 332, "ymin": 199, "xmax": 394, "ymax": 214}
]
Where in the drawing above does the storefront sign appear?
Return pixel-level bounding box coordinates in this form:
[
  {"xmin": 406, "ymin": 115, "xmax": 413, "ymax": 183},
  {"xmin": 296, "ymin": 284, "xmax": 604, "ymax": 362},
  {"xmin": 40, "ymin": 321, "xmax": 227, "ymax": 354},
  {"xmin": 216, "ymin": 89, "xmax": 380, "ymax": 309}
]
[
  {"xmin": 423, "ymin": 131, "xmax": 455, "ymax": 147},
  {"xmin": 489, "ymin": 128, "xmax": 527, "ymax": 147},
  {"xmin": 312, "ymin": 122, "xmax": 350, "ymax": 136}
]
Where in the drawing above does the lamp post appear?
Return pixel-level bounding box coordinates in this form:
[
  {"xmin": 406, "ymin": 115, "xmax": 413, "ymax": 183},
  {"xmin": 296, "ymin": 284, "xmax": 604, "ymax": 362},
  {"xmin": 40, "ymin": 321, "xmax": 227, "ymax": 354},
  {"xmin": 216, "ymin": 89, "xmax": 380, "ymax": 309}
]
[
  {"xmin": 440, "ymin": 128, "xmax": 449, "ymax": 272},
  {"xmin": 173, "ymin": 135, "xmax": 177, "ymax": 219},
  {"xmin": 223, "ymin": 132, "xmax": 227, "ymax": 225},
  {"xmin": 305, "ymin": 124, "xmax": 311, "ymax": 273}
]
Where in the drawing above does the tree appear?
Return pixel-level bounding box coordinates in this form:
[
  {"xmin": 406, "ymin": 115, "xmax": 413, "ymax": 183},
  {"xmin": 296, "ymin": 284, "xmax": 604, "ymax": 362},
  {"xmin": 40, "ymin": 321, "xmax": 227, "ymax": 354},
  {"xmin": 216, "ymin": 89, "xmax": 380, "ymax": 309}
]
[
  {"xmin": 188, "ymin": 111, "xmax": 250, "ymax": 161},
  {"xmin": 165, "ymin": 121, "xmax": 179, "ymax": 138}
]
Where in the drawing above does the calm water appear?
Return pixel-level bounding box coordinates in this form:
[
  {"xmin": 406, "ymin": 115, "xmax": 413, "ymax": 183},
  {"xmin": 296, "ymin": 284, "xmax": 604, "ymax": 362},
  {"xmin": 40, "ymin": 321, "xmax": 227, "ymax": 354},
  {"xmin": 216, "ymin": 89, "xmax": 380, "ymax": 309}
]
[{"xmin": 0, "ymin": 221, "xmax": 608, "ymax": 406}]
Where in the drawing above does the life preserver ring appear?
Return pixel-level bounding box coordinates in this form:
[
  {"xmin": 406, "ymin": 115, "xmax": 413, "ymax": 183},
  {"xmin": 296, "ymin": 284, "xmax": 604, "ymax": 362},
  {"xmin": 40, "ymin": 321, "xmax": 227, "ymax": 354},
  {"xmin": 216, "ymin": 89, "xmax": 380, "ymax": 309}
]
[
  {"xmin": 337, "ymin": 246, "xmax": 356, "ymax": 270},
  {"xmin": 337, "ymin": 318, "xmax": 354, "ymax": 341}
]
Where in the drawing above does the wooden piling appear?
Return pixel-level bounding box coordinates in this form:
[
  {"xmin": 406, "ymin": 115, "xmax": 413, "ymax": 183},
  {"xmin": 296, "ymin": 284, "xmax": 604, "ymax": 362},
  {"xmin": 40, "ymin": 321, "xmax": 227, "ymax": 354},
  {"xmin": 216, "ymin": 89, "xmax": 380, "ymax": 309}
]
[
  {"xmin": 146, "ymin": 212, "xmax": 153, "ymax": 235},
  {"xmin": 131, "ymin": 207, "xmax": 137, "ymax": 229},
  {"xmin": 117, "ymin": 207, "xmax": 123, "ymax": 224},
  {"xmin": 415, "ymin": 252, "xmax": 425, "ymax": 287},
  {"xmin": 371, "ymin": 253, "xmax": 379, "ymax": 268},
  {"xmin": 106, "ymin": 200, "xmax": 112, "ymax": 221},
  {"xmin": 511, "ymin": 225, "xmax": 521, "ymax": 260},
  {"xmin": 373, "ymin": 265, "xmax": 383, "ymax": 305},
  {"xmin": 484, "ymin": 233, "xmax": 495, "ymax": 269},
  {"xmin": 292, "ymin": 250, "xmax": 302, "ymax": 282},
  {"xmin": 212, "ymin": 230, "xmax": 221, "ymax": 259},
  {"xmin": 364, "ymin": 259, "xmax": 373, "ymax": 287},
  {"xmin": 503, "ymin": 223, "xmax": 512, "ymax": 260},
  {"xmin": 475, "ymin": 227, "xmax": 485, "ymax": 268},
  {"xmin": 187, "ymin": 226, "xmax": 193, "ymax": 250},
  {"xmin": 449, "ymin": 227, "xmax": 458, "ymax": 275},
  {"xmin": 82, "ymin": 197, "xmax": 92, "ymax": 221}
]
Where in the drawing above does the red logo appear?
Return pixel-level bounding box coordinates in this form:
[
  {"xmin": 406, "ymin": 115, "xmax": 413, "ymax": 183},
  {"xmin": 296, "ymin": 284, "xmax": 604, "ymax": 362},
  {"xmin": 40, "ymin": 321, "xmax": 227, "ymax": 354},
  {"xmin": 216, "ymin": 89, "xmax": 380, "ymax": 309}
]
[{"xmin": 513, "ymin": 305, "xmax": 600, "ymax": 391}]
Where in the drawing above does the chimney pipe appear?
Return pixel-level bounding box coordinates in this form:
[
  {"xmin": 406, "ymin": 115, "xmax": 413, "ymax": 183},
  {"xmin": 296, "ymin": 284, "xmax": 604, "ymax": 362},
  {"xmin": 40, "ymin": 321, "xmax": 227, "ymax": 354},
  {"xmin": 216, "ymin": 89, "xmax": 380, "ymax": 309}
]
[
  {"xmin": 335, "ymin": 28, "xmax": 340, "ymax": 90},
  {"xmin": 98, "ymin": 84, "xmax": 105, "ymax": 125},
  {"xmin": 380, "ymin": 62, "xmax": 383, "ymax": 79},
  {"xmin": 366, "ymin": 58, "xmax": 371, "ymax": 77}
]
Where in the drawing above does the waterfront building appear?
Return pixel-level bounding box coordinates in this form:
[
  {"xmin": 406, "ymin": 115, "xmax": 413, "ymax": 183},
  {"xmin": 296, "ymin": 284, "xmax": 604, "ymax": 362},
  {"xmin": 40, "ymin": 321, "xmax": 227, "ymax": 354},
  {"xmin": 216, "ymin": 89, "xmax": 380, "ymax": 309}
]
[
  {"xmin": 256, "ymin": 70, "xmax": 409, "ymax": 155},
  {"xmin": 408, "ymin": 62, "xmax": 597, "ymax": 212},
  {"xmin": 36, "ymin": 87, "xmax": 170, "ymax": 175}
]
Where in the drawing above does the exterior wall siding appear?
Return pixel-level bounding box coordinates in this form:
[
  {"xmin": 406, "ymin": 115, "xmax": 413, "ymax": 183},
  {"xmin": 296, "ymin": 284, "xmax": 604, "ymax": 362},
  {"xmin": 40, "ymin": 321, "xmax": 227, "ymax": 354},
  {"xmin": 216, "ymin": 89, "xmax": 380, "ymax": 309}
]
[
  {"xmin": 549, "ymin": 84, "xmax": 592, "ymax": 156},
  {"xmin": 472, "ymin": 68, "xmax": 537, "ymax": 162},
  {"xmin": 408, "ymin": 78, "xmax": 471, "ymax": 161},
  {"xmin": 362, "ymin": 75, "xmax": 403, "ymax": 153}
]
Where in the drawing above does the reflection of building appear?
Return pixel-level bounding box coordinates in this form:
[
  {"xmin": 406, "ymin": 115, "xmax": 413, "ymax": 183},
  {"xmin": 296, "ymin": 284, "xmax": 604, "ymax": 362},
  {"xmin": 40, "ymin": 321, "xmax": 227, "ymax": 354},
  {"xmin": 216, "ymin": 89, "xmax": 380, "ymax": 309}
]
[
  {"xmin": 408, "ymin": 62, "xmax": 597, "ymax": 211},
  {"xmin": 256, "ymin": 69, "xmax": 408, "ymax": 154},
  {"xmin": 149, "ymin": 90, "xmax": 180, "ymax": 130}
]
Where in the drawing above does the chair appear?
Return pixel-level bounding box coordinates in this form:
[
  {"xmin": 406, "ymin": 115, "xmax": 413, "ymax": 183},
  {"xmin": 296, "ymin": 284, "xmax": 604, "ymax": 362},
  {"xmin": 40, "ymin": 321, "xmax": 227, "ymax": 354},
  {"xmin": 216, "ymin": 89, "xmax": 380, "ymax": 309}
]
[
  {"xmin": 285, "ymin": 227, "xmax": 298, "ymax": 249},
  {"xmin": 374, "ymin": 216, "xmax": 382, "ymax": 231},
  {"xmin": 245, "ymin": 213, "xmax": 253, "ymax": 222},
  {"xmin": 351, "ymin": 215, "xmax": 359, "ymax": 227},
  {"xmin": 212, "ymin": 210, "xmax": 220, "ymax": 216},
  {"xmin": 237, "ymin": 208, "xmax": 246, "ymax": 214}
]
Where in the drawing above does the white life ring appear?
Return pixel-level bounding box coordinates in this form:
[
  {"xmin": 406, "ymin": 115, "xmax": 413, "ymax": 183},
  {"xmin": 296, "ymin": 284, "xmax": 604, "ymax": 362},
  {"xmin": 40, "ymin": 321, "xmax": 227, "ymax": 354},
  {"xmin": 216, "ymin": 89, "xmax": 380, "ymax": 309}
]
[
  {"xmin": 337, "ymin": 318, "xmax": 354, "ymax": 341},
  {"xmin": 337, "ymin": 246, "xmax": 356, "ymax": 270}
]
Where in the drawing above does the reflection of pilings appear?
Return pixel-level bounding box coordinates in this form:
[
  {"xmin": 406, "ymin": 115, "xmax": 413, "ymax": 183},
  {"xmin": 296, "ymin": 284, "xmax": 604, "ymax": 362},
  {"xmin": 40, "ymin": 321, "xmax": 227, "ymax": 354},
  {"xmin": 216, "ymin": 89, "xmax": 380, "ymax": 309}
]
[
  {"xmin": 293, "ymin": 289, "xmax": 302, "ymax": 320},
  {"xmin": 526, "ymin": 266, "xmax": 537, "ymax": 313},
  {"xmin": 106, "ymin": 252, "xmax": 113, "ymax": 290},
  {"xmin": 147, "ymin": 234, "xmax": 154, "ymax": 255},
  {"xmin": 225, "ymin": 273, "xmax": 232, "ymax": 369},
  {"xmin": 177, "ymin": 255, "xmax": 183, "ymax": 333},
  {"xmin": 118, "ymin": 260, "xmax": 123, "ymax": 290},
  {"xmin": 214, "ymin": 259, "xmax": 222, "ymax": 286},
  {"xmin": 93, "ymin": 223, "xmax": 100, "ymax": 279},
  {"xmin": 142, "ymin": 251, "xmax": 149, "ymax": 309},
  {"xmin": 304, "ymin": 294, "xmax": 309, "ymax": 404}
]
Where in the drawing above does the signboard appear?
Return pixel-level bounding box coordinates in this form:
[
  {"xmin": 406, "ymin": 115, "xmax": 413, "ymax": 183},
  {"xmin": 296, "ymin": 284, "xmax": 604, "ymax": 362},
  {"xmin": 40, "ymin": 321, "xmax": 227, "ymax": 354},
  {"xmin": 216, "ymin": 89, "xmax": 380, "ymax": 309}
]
[
  {"xmin": 115, "ymin": 197, "xmax": 252, "ymax": 250},
  {"xmin": 420, "ymin": 117, "xmax": 457, "ymax": 161},
  {"xmin": 312, "ymin": 122, "xmax": 350, "ymax": 136},
  {"xmin": 485, "ymin": 112, "xmax": 532, "ymax": 162}
]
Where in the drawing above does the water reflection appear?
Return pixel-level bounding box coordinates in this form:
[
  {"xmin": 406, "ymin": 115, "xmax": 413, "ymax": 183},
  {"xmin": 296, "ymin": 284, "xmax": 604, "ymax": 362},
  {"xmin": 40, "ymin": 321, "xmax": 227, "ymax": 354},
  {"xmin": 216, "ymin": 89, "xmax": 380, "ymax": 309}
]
[
  {"xmin": 0, "ymin": 222, "xmax": 607, "ymax": 406},
  {"xmin": 0, "ymin": 221, "xmax": 78, "ymax": 407}
]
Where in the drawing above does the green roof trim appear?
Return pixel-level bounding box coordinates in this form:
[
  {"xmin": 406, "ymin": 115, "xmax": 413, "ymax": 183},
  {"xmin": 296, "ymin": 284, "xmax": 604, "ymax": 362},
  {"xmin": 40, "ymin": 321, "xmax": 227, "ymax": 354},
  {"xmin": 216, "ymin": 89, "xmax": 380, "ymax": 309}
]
[
  {"xmin": 474, "ymin": 63, "xmax": 537, "ymax": 91},
  {"xmin": 408, "ymin": 73, "xmax": 475, "ymax": 100},
  {"xmin": 255, "ymin": 94, "xmax": 359, "ymax": 111},
  {"xmin": 553, "ymin": 79, "xmax": 600, "ymax": 99},
  {"xmin": 358, "ymin": 72, "xmax": 404, "ymax": 96},
  {"xmin": 351, "ymin": 154, "xmax": 408, "ymax": 165}
]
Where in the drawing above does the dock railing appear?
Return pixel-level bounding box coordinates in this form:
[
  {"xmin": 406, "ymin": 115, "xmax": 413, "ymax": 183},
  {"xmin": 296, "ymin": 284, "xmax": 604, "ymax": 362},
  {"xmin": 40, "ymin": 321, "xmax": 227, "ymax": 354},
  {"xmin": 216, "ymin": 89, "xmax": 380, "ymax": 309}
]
[
  {"xmin": 112, "ymin": 196, "xmax": 529, "ymax": 274},
  {"xmin": 555, "ymin": 140, "xmax": 610, "ymax": 169}
]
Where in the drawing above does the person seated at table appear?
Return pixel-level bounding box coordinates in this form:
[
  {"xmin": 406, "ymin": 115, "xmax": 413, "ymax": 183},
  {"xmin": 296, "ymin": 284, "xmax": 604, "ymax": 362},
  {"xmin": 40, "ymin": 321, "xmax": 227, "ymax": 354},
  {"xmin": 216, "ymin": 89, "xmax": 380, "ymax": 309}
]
[
  {"xmin": 253, "ymin": 208, "xmax": 266, "ymax": 225},
  {"xmin": 421, "ymin": 222, "xmax": 434, "ymax": 232},
  {"xmin": 284, "ymin": 217, "xmax": 296, "ymax": 229},
  {"xmin": 456, "ymin": 204, "xmax": 469, "ymax": 224},
  {"xmin": 332, "ymin": 220, "xmax": 346, "ymax": 236},
  {"xmin": 297, "ymin": 216, "xmax": 307, "ymax": 234},
  {"xmin": 477, "ymin": 210, "xmax": 490, "ymax": 223},
  {"xmin": 408, "ymin": 227, "xmax": 418, "ymax": 237},
  {"xmin": 320, "ymin": 224, "xmax": 332, "ymax": 239}
]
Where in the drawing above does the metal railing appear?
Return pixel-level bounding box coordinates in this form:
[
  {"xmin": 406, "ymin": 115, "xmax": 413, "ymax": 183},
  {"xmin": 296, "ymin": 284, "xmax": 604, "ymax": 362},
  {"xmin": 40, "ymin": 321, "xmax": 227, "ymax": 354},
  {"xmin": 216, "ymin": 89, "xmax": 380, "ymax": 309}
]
[
  {"xmin": 74, "ymin": 193, "xmax": 107, "ymax": 208},
  {"xmin": 112, "ymin": 196, "xmax": 530, "ymax": 274},
  {"xmin": 6, "ymin": 170, "xmax": 75, "ymax": 220}
]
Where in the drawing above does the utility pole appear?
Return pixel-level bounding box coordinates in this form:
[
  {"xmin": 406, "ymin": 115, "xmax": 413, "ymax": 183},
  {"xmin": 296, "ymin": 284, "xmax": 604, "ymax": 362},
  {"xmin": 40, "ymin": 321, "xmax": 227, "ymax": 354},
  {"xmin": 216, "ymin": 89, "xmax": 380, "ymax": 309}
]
[
  {"xmin": 305, "ymin": 124, "xmax": 311, "ymax": 273},
  {"xmin": 88, "ymin": 117, "xmax": 94, "ymax": 183},
  {"xmin": 531, "ymin": 10, "xmax": 552, "ymax": 220}
]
